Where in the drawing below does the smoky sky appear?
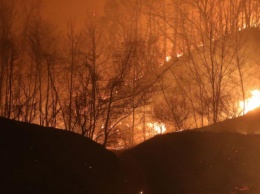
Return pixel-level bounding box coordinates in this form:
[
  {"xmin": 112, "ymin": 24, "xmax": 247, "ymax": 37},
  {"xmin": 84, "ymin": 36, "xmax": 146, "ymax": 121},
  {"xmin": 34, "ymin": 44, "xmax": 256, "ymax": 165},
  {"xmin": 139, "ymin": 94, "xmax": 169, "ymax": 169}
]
[{"xmin": 41, "ymin": 0, "xmax": 106, "ymax": 27}]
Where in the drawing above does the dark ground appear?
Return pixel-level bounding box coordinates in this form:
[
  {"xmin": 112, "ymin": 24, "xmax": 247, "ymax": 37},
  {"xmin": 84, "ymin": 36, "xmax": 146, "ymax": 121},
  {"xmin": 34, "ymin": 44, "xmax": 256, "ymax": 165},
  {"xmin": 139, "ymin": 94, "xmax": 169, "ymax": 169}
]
[
  {"xmin": 1, "ymin": 109, "xmax": 260, "ymax": 194},
  {"xmin": 120, "ymin": 131, "xmax": 260, "ymax": 194},
  {"xmin": 118, "ymin": 108, "xmax": 260, "ymax": 194},
  {"xmin": 0, "ymin": 117, "xmax": 120, "ymax": 194}
]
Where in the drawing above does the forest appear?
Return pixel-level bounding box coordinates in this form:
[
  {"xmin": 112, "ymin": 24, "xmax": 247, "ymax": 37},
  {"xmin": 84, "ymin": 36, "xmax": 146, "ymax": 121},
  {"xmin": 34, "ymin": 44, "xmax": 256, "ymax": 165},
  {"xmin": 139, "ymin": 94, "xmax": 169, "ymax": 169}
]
[{"xmin": 0, "ymin": 0, "xmax": 260, "ymax": 148}]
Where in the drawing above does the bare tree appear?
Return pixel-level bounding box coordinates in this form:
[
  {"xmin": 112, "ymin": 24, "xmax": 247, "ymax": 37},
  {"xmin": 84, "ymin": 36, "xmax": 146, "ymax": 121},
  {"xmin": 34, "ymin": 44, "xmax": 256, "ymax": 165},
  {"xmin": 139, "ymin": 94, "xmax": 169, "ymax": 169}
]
[
  {"xmin": 26, "ymin": 12, "xmax": 58, "ymax": 125},
  {"xmin": 152, "ymin": 0, "xmax": 258, "ymax": 129},
  {"xmin": 61, "ymin": 20, "xmax": 82, "ymax": 131},
  {"xmin": 0, "ymin": 0, "xmax": 17, "ymax": 118}
]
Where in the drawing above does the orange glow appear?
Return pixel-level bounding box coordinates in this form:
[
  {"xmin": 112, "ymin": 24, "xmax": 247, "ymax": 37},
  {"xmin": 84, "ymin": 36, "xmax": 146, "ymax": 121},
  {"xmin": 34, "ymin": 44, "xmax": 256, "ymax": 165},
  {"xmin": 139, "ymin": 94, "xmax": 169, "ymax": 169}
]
[
  {"xmin": 238, "ymin": 24, "xmax": 247, "ymax": 31},
  {"xmin": 177, "ymin": 53, "xmax": 183, "ymax": 58},
  {"xmin": 147, "ymin": 122, "xmax": 166, "ymax": 134},
  {"xmin": 239, "ymin": 90, "xmax": 260, "ymax": 114}
]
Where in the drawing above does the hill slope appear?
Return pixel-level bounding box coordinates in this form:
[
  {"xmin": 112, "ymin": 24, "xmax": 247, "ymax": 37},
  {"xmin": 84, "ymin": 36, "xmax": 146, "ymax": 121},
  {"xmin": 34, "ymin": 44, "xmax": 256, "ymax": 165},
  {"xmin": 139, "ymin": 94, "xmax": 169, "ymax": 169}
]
[
  {"xmin": 0, "ymin": 117, "xmax": 119, "ymax": 194},
  {"xmin": 120, "ymin": 109, "xmax": 260, "ymax": 193},
  {"xmin": 2, "ymin": 109, "xmax": 260, "ymax": 194},
  {"xmin": 198, "ymin": 107, "xmax": 260, "ymax": 134},
  {"xmin": 120, "ymin": 131, "xmax": 260, "ymax": 194}
]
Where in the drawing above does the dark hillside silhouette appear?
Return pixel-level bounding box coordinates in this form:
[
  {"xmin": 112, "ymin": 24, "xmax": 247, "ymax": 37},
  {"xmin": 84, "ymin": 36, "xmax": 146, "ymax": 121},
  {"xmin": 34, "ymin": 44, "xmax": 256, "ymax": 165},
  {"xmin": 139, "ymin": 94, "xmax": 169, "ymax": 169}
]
[
  {"xmin": 1, "ymin": 108, "xmax": 260, "ymax": 193},
  {"xmin": 120, "ymin": 131, "xmax": 260, "ymax": 193},
  {"xmin": 119, "ymin": 108, "xmax": 260, "ymax": 193},
  {"xmin": 199, "ymin": 107, "xmax": 260, "ymax": 134},
  {"xmin": 0, "ymin": 117, "xmax": 119, "ymax": 194}
]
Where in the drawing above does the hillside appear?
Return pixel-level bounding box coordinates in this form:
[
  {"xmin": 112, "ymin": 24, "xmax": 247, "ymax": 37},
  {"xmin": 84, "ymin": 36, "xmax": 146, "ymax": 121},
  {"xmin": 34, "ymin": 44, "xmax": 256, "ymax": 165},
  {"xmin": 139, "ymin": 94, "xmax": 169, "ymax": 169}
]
[
  {"xmin": 198, "ymin": 107, "xmax": 260, "ymax": 134},
  {"xmin": 149, "ymin": 27, "xmax": 260, "ymax": 131},
  {"xmin": 119, "ymin": 108, "xmax": 260, "ymax": 194},
  {"xmin": 0, "ymin": 117, "xmax": 120, "ymax": 194},
  {"xmin": 1, "ymin": 109, "xmax": 260, "ymax": 194},
  {"xmin": 120, "ymin": 132, "xmax": 260, "ymax": 193}
]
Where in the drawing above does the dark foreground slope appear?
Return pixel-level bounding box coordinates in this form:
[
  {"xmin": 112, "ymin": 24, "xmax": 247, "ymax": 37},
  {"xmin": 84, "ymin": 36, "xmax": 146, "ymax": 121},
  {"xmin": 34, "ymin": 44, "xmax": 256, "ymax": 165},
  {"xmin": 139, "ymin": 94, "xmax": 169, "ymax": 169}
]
[
  {"xmin": 120, "ymin": 132, "xmax": 260, "ymax": 193},
  {"xmin": 0, "ymin": 118, "xmax": 119, "ymax": 194},
  {"xmin": 198, "ymin": 107, "xmax": 260, "ymax": 134}
]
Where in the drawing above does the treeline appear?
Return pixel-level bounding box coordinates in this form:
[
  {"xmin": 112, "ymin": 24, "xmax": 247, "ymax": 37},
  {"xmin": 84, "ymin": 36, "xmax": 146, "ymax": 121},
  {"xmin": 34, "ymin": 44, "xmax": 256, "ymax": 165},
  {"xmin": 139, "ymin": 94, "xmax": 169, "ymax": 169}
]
[
  {"xmin": 0, "ymin": 0, "xmax": 159, "ymax": 148},
  {"xmin": 150, "ymin": 0, "xmax": 260, "ymax": 130},
  {"xmin": 0, "ymin": 0, "xmax": 259, "ymax": 148}
]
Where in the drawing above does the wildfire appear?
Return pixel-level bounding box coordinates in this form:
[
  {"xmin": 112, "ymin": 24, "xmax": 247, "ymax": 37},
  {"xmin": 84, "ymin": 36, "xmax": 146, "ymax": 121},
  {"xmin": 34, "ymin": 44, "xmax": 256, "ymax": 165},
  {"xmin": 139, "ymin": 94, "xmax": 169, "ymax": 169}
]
[
  {"xmin": 177, "ymin": 52, "xmax": 183, "ymax": 58},
  {"xmin": 166, "ymin": 56, "xmax": 171, "ymax": 62},
  {"xmin": 239, "ymin": 90, "xmax": 260, "ymax": 114},
  {"xmin": 147, "ymin": 122, "xmax": 166, "ymax": 134}
]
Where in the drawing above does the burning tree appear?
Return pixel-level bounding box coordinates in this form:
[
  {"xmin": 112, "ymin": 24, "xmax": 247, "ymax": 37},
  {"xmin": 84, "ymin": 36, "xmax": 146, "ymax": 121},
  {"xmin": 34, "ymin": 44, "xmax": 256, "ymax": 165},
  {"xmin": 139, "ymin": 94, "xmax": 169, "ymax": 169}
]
[
  {"xmin": 151, "ymin": 0, "xmax": 260, "ymax": 129},
  {"xmin": 0, "ymin": 0, "xmax": 260, "ymax": 148}
]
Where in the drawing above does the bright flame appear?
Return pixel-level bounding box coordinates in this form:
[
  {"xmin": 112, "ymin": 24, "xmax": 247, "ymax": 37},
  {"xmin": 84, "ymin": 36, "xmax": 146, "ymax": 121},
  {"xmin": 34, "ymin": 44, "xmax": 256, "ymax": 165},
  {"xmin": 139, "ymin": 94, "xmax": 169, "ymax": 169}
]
[
  {"xmin": 239, "ymin": 90, "xmax": 260, "ymax": 114},
  {"xmin": 238, "ymin": 23, "xmax": 246, "ymax": 31},
  {"xmin": 147, "ymin": 122, "xmax": 166, "ymax": 134},
  {"xmin": 166, "ymin": 56, "xmax": 171, "ymax": 61},
  {"xmin": 177, "ymin": 52, "xmax": 183, "ymax": 58}
]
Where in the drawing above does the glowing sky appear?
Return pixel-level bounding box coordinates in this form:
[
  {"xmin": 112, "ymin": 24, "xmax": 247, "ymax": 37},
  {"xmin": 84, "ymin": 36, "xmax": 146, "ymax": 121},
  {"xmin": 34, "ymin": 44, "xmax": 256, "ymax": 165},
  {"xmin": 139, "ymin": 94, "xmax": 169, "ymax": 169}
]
[{"xmin": 41, "ymin": 0, "xmax": 106, "ymax": 27}]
